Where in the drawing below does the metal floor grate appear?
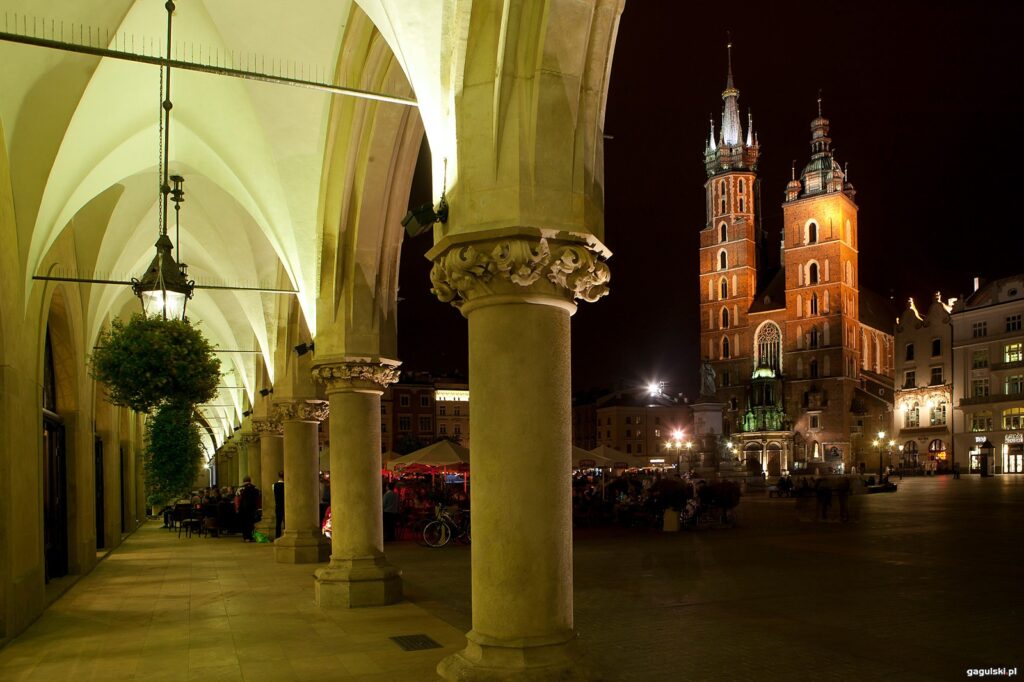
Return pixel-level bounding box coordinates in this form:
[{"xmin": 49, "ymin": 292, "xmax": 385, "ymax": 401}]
[{"xmin": 390, "ymin": 634, "xmax": 443, "ymax": 651}]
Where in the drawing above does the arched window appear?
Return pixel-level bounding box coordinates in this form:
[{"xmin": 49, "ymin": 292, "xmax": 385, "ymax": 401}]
[
  {"xmin": 754, "ymin": 321, "xmax": 782, "ymax": 373},
  {"xmin": 719, "ymin": 223, "xmax": 728, "ymax": 243},
  {"xmin": 721, "ymin": 307, "xmax": 730, "ymax": 329},
  {"xmin": 808, "ymin": 262, "xmax": 819, "ymax": 284},
  {"xmin": 722, "ymin": 336, "xmax": 731, "ymax": 359},
  {"xmin": 906, "ymin": 401, "xmax": 920, "ymax": 428},
  {"xmin": 720, "ymin": 278, "xmax": 728, "ymax": 299},
  {"xmin": 796, "ymin": 325, "xmax": 804, "ymax": 349},
  {"xmin": 807, "ymin": 221, "xmax": 818, "ymax": 244},
  {"xmin": 809, "ymin": 327, "xmax": 820, "ymax": 349},
  {"xmin": 809, "ymin": 359, "xmax": 819, "ymax": 379},
  {"xmin": 719, "ymin": 180, "xmax": 727, "ymax": 214},
  {"xmin": 719, "ymin": 250, "xmax": 728, "ymax": 270},
  {"xmin": 810, "ymin": 293, "xmax": 819, "ymax": 315},
  {"xmin": 738, "ymin": 178, "xmax": 745, "ymax": 194},
  {"xmin": 739, "ymin": 196, "xmax": 745, "ymax": 212}
]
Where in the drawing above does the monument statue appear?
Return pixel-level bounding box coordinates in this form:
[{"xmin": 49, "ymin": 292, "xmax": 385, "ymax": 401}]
[{"xmin": 699, "ymin": 358, "xmax": 717, "ymax": 398}]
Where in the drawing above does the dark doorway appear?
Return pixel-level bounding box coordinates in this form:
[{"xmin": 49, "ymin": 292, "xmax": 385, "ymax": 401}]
[
  {"xmin": 94, "ymin": 437, "xmax": 105, "ymax": 550},
  {"xmin": 42, "ymin": 330, "xmax": 69, "ymax": 581},
  {"xmin": 120, "ymin": 446, "xmax": 128, "ymax": 533},
  {"xmin": 43, "ymin": 413, "xmax": 68, "ymax": 581}
]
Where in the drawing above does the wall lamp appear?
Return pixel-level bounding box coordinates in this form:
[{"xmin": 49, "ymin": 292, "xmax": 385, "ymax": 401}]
[
  {"xmin": 402, "ymin": 196, "xmax": 449, "ymax": 238},
  {"xmin": 242, "ymin": 409, "xmax": 252, "ymax": 417},
  {"xmin": 294, "ymin": 342, "xmax": 315, "ymax": 356},
  {"xmin": 259, "ymin": 388, "xmax": 273, "ymax": 397}
]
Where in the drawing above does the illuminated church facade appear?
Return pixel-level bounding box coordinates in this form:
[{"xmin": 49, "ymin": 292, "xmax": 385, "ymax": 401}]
[{"xmin": 697, "ymin": 47, "xmax": 895, "ymax": 475}]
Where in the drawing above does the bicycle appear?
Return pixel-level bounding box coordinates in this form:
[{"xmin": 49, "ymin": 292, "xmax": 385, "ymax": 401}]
[{"xmin": 422, "ymin": 506, "xmax": 471, "ymax": 547}]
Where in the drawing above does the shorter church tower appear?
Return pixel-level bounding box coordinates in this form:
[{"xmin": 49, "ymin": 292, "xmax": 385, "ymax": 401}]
[{"xmin": 780, "ymin": 95, "xmax": 862, "ymax": 465}]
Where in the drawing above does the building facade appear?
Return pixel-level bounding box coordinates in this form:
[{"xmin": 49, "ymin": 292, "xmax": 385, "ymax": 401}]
[
  {"xmin": 698, "ymin": 48, "xmax": 894, "ymax": 475},
  {"xmin": 893, "ymin": 294, "xmax": 954, "ymax": 471},
  {"xmin": 951, "ymin": 276, "xmax": 1024, "ymax": 475},
  {"xmin": 575, "ymin": 389, "xmax": 692, "ymax": 467}
]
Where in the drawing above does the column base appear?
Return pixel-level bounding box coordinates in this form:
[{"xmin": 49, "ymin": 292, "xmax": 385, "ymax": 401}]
[
  {"xmin": 273, "ymin": 529, "xmax": 326, "ymax": 564},
  {"xmin": 254, "ymin": 517, "xmax": 274, "ymax": 541},
  {"xmin": 437, "ymin": 629, "xmax": 588, "ymax": 681},
  {"xmin": 314, "ymin": 555, "xmax": 403, "ymax": 607}
]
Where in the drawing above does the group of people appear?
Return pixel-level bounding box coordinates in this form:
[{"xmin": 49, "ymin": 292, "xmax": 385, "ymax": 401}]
[{"xmin": 161, "ymin": 472, "xmax": 287, "ymax": 542}]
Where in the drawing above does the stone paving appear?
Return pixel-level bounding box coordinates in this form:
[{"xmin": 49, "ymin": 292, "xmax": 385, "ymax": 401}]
[{"xmin": 0, "ymin": 475, "xmax": 1020, "ymax": 681}]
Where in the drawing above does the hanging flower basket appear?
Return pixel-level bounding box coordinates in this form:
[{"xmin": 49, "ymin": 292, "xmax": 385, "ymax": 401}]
[{"xmin": 90, "ymin": 314, "xmax": 221, "ymax": 413}]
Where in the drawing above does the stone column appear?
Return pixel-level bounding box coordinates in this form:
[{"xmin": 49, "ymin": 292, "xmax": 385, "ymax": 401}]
[
  {"xmin": 237, "ymin": 442, "xmax": 249, "ymax": 481},
  {"xmin": 429, "ymin": 235, "xmax": 609, "ymax": 679},
  {"xmin": 273, "ymin": 400, "xmax": 329, "ymax": 564},
  {"xmin": 312, "ymin": 361, "xmax": 402, "ymax": 607},
  {"xmin": 253, "ymin": 417, "xmax": 283, "ymax": 539},
  {"xmin": 240, "ymin": 433, "xmax": 260, "ymax": 485}
]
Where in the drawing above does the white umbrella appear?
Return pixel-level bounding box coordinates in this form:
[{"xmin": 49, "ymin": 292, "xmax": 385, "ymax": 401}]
[
  {"xmin": 572, "ymin": 446, "xmax": 613, "ymax": 469},
  {"xmin": 589, "ymin": 444, "xmax": 628, "ymax": 467},
  {"xmin": 387, "ymin": 440, "xmax": 470, "ymax": 471}
]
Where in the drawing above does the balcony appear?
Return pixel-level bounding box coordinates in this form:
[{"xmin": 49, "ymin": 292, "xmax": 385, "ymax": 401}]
[
  {"xmin": 991, "ymin": 359, "xmax": 1024, "ymax": 372},
  {"xmin": 959, "ymin": 391, "xmax": 1024, "ymax": 407}
]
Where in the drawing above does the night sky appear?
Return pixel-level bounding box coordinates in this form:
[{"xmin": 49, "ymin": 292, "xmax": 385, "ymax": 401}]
[{"xmin": 398, "ymin": 1, "xmax": 1024, "ymax": 396}]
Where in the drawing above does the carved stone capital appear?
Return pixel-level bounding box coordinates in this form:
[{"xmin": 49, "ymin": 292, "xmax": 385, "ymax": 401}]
[
  {"xmin": 312, "ymin": 361, "xmax": 401, "ymax": 393},
  {"xmin": 429, "ymin": 236, "xmax": 610, "ymax": 308},
  {"xmin": 239, "ymin": 433, "xmax": 260, "ymax": 445},
  {"xmin": 273, "ymin": 400, "xmax": 330, "ymax": 423},
  {"xmin": 252, "ymin": 416, "xmax": 284, "ymax": 436}
]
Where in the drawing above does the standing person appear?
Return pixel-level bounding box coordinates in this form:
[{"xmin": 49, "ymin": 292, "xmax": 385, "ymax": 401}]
[
  {"xmin": 235, "ymin": 476, "xmax": 260, "ymax": 542},
  {"xmin": 273, "ymin": 471, "xmax": 285, "ymax": 539},
  {"xmin": 382, "ymin": 482, "xmax": 400, "ymax": 542}
]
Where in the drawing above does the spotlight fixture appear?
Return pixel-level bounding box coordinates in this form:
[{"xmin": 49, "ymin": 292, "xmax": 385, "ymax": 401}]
[
  {"xmin": 401, "ymin": 195, "xmax": 449, "ymax": 238},
  {"xmin": 242, "ymin": 409, "xmax": 252, "ymax": 417},
  {"xmin": 259, "ymin": 388, "xmax": 273, "ymax": 397},
  {"xmin": 294, "ymin": 342, "xmax": 315, "ymax": 356}
]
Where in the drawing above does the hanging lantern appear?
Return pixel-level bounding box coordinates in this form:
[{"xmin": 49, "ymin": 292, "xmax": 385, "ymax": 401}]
[{"xmin": 131, "ymin": 233, "xmax": 194, "ymax": 320}]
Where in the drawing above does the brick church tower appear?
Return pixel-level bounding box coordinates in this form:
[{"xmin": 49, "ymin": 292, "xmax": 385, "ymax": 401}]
[
  {"xmin": 779, "ymin": 96, "xmax": 862, "ymax": 463},
  {"xmin": 698, "ymin": 42, "xmax": 762, "ymax": 414}
]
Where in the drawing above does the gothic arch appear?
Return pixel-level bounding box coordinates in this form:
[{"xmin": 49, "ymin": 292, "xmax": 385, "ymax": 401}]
[{"xmin": 753, "ymin": 320, "xmax": 782, "ymax": 373}]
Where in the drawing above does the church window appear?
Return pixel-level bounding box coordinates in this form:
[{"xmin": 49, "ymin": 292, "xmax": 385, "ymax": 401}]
[
  {"xmin": 720, "ymin": 223, "xmax": 728, "ymax": 243},
  {"xmin": 809, "ymin": 327, "xmax": 820, "ymax": 349},
  {"xmin": 807, "ymin": 221, "xmax": 818, "ymax": 244},
  {"xmin": 739, "ymin": 196, "xmax": 745, "ymax": 212},
  {"xmin": 823, "ymin": 321, "xmax": 830, "ymax": 345},
  {"xmin": 720, "ymin": 180, "xmax": 727, "ymax": 214},
  {"xmin": 810, "ymin": 293, "xmax": 819, "ymax": 315},
  {"xmin": 738, "ymin": 179, "xmax": 745, "ymax": 194},
  {"xmin": 754, "ymin": 321, "xmax": 782, "ymax": 373},
  {"xmin": 722, "ymin": 336, "xmax": 731, "ymax": 359},
  {"xmin": 721, "ymin": 308, "xmax": 730, "ymax": 328},
  {"xmin": 809, "ymin": 359, "xmax": 819, "ymax": 379},
  {"xmin": 823, "ymin": 290, "xmax": 830, "ymax": 312},
  {"xmin": 796, "ymin": 325, "xmax": 804, "ymax": 349},
  {"xmin": 719, "ymin": 250, "xmax": 728, "ymax": 270},
  {"xmin": 808, "ymin": 262, "xmax": 819, "ymax": 284},
  {"xmin": 723, "ymin": 371, "xmax": 731, "ymax": 387},
  {"xmin": 720, "ymin": 278, "xmax": 728, "ymax": 299},
  {"xmin": 797, "ymin": 358, "xmax": 804, "ymax": 379}
]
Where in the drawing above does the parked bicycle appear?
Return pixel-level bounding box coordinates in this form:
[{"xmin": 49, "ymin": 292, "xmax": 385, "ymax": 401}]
[{"xmin": 422, "ymin": 505, "xmax": 471, "ymax": 547}]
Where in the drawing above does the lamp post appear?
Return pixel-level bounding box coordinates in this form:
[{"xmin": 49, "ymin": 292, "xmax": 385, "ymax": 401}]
[{"xmin": 874, "ymin": 430, "xmax": 886, "ymax": 478}]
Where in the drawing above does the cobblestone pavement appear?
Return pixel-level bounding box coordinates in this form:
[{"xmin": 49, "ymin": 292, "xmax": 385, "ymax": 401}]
[
  {"xmin": 390, "ymin": 475, "xmax": 1023, "ymax": 681},
  {"xmin": 1, "ymin": 476, "xmax": 1018, "ymax": 681}
]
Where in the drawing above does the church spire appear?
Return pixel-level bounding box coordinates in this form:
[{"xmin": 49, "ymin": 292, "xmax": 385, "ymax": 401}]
[
  {"xmin": 788, "ymin": 90, "xmax": 853, "ymax": 201},
  {"xmin": 721, "ymin": 39, "xmax": 742, "ymax": 146},
  {"xmin": 703, "ymin": 36, "xmax": 759, "ymax": 178}
]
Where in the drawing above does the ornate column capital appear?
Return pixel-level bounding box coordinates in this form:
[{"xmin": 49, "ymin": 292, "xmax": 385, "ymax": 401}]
[
  {"xmin": 428, "ymin": 232, "xmax": 610, "ymax": 310},
  {"xmin": 252, "ymin": 416, "xmax": 284, "ymax": 436},
  {"xmin": 220, "ymin": 445, "xmax": 237, "ymax": 458},
  {"xmin": 273, "ymin": 399, "xmax": 330, "ymax": 423},
  {"xmin": 239, "ymin": 433, "xmax": 260, "ymax": 445},
  {"xmin": 312, "ymin": 359, "xmax": 401, "ymax": 393}
]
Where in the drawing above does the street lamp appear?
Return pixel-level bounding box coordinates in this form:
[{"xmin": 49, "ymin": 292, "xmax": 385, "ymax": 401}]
[{"xmin": 874, "ymin": 431, "xmax": 887, "ymax": 478}]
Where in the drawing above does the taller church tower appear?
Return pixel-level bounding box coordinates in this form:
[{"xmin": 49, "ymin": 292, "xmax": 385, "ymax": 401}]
[{"xmin": 698, "ymin": 43, "xmax": 761, "ymax": 409}]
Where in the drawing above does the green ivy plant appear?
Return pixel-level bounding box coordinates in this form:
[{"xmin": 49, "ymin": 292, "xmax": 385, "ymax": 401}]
[
  {"xmin": 90, "ymin": 314, "xmax": 220, "ymax": 413},
  {"xmin": 144, "ymin": 405, "xmax": 203, "ymax": 506}
]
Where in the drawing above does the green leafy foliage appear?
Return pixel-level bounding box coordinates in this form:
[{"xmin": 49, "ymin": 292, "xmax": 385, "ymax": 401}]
[
  {"xmin": 144, "ymin": 405, "xmax": 203, "ymax": 506},
  {"xmin": 90, "ymin": 314, "xmax": 220, "ymax": 413}
]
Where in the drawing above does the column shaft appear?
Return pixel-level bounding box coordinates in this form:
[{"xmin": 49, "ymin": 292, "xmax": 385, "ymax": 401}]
[
  {"xmin": 274, "ymin": 403, "xmax": 328, "ymax": 564},
  {"xmin": 314, "ymin": 386, "xmax": 401, "ymax": 606}
]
